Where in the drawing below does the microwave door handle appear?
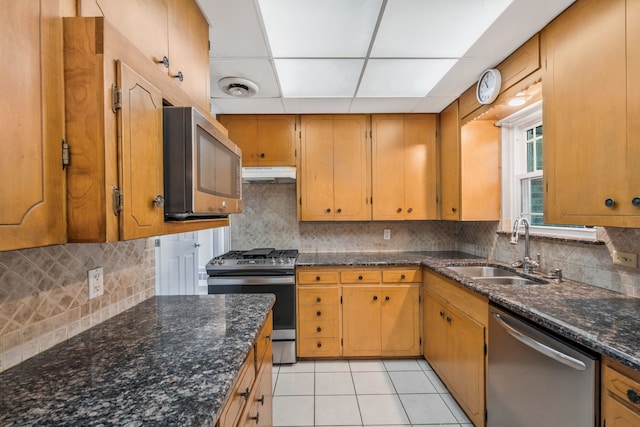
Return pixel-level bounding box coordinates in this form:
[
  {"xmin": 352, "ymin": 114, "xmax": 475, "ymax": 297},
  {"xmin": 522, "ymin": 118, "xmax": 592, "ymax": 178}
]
[{"xmin": 492, "ymin": 313, "xmax": 586, "ymax": 371}]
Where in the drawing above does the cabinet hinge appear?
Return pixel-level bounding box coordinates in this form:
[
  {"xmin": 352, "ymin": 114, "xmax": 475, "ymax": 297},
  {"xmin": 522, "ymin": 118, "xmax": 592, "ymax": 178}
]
[
  {"xmin": 340, "ymin": 296, "xmax": 343, "ymax": 304},
  {"xmin": 419, "ymin": 295, "xmax": 422, "ymax": 303},
  {"xmin": 299, "ymin": 197, "xmax": 302, "ymax": 206},
  {"xmin": 341, "ymin": 338, "xmax": 343, "ymax": 346},
  {"xmin": 295, "ymin": 148, "xmax": 297, "ymax": 158},
  {"xmin": 299, "ymin": 130, "xmax": 301, "ymax": 139},
  {"xmin": 485, "ymin": 409, "xmax": 488, "ymax": 423},
  {"xmin": 419, "ymin": 337, "xmax": 422, "ymax": 345},
  {"xmin": 111, "ymin": 83, "xmax": 122, "ymax": 112},
  {"xmin": 113, "ymin": 186, "xmax": 124, "ymax": 216},
  {"xmin": 484, "ymin": 343, "xmax": 487, "ymax": 356},
  {"xmin": 61, "ymin": 140, "xmax": 70, "ymax": 169}
]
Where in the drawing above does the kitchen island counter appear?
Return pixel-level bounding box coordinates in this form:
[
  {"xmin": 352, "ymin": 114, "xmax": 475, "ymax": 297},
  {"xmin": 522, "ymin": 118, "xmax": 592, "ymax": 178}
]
[
  {"xmin": 0, "ymin": 294, "xmax": 275, "ymax": 426},
  {"xmin": 297, "ymin": 251, "xmax": 640, "ymax": 372}
]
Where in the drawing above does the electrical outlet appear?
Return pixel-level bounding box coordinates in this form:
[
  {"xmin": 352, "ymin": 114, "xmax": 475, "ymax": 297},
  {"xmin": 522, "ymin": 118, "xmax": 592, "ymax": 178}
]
[
  {"xmin": 88, "ymin": 267, "xmax": 104, "ymax": 299},
  {"xmin": 612, "ymin": 251, "xmax": 638, "ymax": 268},
  {"xmin": 383, "ymin": 229, "xmax": 391, "ymax": 240}
]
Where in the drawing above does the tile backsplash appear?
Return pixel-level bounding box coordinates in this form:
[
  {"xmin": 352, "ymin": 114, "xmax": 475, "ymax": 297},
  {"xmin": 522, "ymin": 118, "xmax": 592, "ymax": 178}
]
[
  {"xmin": 0, "ymin": 239, "xmax": 155, "ymax": 372},
  {"xmin": 233, "ymin": 183, "xmax": 640, "ymax": 297}
]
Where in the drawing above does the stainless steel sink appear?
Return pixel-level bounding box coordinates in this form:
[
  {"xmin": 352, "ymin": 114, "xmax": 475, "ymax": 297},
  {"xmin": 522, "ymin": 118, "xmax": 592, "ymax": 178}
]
[
  {"xmin": 446, "ymin": 266, "xmax": 516, "ymax": 277},
  {"xmin": 474, "ymin": 277, "xmax": 544, "ymax": 285},
  {"xmin": 446, "ymin": 265, "xmax": 548, "ymax": 285}
]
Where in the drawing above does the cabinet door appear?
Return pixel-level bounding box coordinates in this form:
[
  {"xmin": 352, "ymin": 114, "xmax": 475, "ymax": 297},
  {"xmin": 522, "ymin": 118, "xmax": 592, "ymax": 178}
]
[
  {"xmin": 448, "ymin": 306, "xmax": 485, "ymax": 427},
  {"xmin": 372, "ymin": 115, "xmax": 405, "ymax": 219},
  {"xmin": 167, "ymin": 0, "xmax": 210, "ymax": 111},
  {"xmin": 77, "ymin": 0, "xmax": 168, "ymax": 70},
  {"xmin": 543, "ymin": 0, "xmax": 628, "ymax": 224},
  {"xmin": 602, "ymin": 394, "xmax": 640, "ymax": 427},
  {"xmin": 333, "ymin": 115, "xmax": 370, "ymax": 220},
  {"xmin": 117, "ymin": 61, "xmax": 165, "ymax": 239},
  {"xmin": 342, "ymin": 286, "xmax": 381, "ymax": 357},
  {"xmin": 381, "ymin": 285, "xmax": 420, "ymax": 357},
  {"xmin": 258, "ymin": 115, "xmax": 297, "ymax": 166},
  {"xmin": 628, "ymin": 0, "xmax": 640, "ymax": 214},
  {"xmin": 0, "ymin": 0, "xmax": 66, "ymax": 251},
  {"xmin": 423, "ymin": 292, "xmax": 449, "ymax": 381},
  {"xmin": 404, "ymin": 114, "xmax": 437, "ymax": 220},
  {"xmin": 300, "ymin": 116, "xmax": 335, "ymax": 220},
  {"xmin": 439, "ymin": 101, "xmax": 461, "ymax": 220},
  {"xmin": 218, "ymin": 115, "xmax": 259, "ymax": 166}
]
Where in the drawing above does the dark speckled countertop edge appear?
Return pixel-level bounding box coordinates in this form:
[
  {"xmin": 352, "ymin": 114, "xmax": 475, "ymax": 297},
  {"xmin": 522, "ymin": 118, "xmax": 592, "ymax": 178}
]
[{"xmin": 296, "ymin": 251, "xmax": 640, "ymax": 372}]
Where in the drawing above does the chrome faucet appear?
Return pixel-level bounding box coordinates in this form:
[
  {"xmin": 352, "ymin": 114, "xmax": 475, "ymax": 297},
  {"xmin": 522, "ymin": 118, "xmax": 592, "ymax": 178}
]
[{"xmin": 510, "ymin": 216, "xmax": 539, "ymax": 274}]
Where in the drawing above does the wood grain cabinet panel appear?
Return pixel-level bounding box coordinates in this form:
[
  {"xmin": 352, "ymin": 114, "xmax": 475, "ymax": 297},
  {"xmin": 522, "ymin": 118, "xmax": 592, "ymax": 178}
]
[
  {"xmin": 218, "ymin": 115, "xmax": 297, "ymax": 167},
  {"xmin": 0, "ymin": 0, "xmax": 67, "ymax": 251},
  {"xmin": 371, "ymin": 114, "xmax": 437, "ymax": 220},
  {"xmin": 299, "ymin": 115, "xmax": 370, "ymax": 221},
  {"xmin": 602, "ymin": 359, "xmax": 640, "ymax": 427},
  {"xmin": 542, "ymin": 0, "xmax": 640, "ymax": 226}
]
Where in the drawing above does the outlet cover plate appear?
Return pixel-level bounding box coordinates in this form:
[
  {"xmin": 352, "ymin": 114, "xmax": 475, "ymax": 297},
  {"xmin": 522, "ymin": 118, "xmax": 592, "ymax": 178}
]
[
  {"xmin": 88, "ymin": 267, "xmax": 104, "ymax": 299},
  {"xmin": 383, "ymin": 229, "xmax": 391, "ymax": 240},
  {"xmin": 612, "ymin": 251, "xmax": 638, "ymax": 268}
]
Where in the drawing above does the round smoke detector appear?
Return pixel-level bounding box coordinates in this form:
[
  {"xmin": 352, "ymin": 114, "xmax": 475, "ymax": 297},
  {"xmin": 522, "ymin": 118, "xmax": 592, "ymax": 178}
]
[{"xmin": 218, "ymin": 77, "xmax": 259, "ymax": 97}]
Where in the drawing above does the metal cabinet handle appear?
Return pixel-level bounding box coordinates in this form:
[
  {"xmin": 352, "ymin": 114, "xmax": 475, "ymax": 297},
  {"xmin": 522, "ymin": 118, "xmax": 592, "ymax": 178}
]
[
  {"xmin": 358, "ymin": 275, "xmax": 363, "ymax": 280},
  {"xmin": 400, "ymin": 274, "xmax": 406, "ymax": 279},
  {"xmin": 156, "ymin": 56, "xmax": 169, "ymax": 68},
  {"xmin": 407, "ymin": 208, "xmax": 413, "ymax": 213},
  {"xmin": 439, "ymin": 311, "xmax": 445, "ymax": 317},
  {"xmin": 316, "ymin": 326, "xmax": 322, "ymax": 332},
  {"xmin": 451, "ymin": 207, "xmax": 457, "ymax": 212},
  {"xmin": 316, "ymin": 297, "xmax": 321, "ymax": 302},
  {"xmin": 632, "ymin": 197, "xmax": 640, "ymax": 207},
  {"xmin": 492, "ymin": 312, "xmax": 587, "ymax": 371},
  {"xmin": 627, "ymin": 389, "xmax": 640, "ymax": 404},
  {"xmin": 249, "ymin": 413, "xmax": 260, "ymax": 423},
  {"xmin": 397, "ymin": 207, "xmax": 402, "ymax": 213},
  {"xmin": 373, "ymin": 295, "xmax": 378, "ymax": 301},
  {"xmin": 240, "ymin": 387, "xmax": 250, "ymax": 400},
  {"xmin": 317, "ymin": 342, "xmax": 322, "ymax": 348},
  {"xmin": 316, "ymin": 311, "xmax": 322, "ymax": 316},
  {"xmin": 152, "ymin": 195, "xmax": 165, "ymax": 207},
  {"xmin": 605, "ymin": 198, "xmax": 616, "ymax": 208},
  {"xmin": 260, "ymin": 153, "xmax": 265, "ymax": 158},
  {"xmin": 385, "ymin": 296, "xmax": 390, "ymax": 301},
  {"xmin": 257, "ymin": 395, "xmax": 265, "ymax": 405},
  {"xmin": 315, "ymin": 276, "xmax": 321, "ymax": 281},
  {"xmin": 446, "ymin": 316, "xmax": 452, "ymax": 323},
  {"xmin": 171, "ymin": 71, "xmax": 184, "ymax": 81},
  {"xmin": 337, "ymin": 208, "xmax": 342, "ymax": 213},
  {"xmin": 326, "ymin": 208, "xmax": 331, "ymax": 213}
]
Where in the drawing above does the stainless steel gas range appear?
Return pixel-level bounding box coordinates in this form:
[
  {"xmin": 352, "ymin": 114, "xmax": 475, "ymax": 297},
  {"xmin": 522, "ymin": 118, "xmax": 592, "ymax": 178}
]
[{"xmin": 206, "ymin": 248, "xmax": 298, "ymax": 364}]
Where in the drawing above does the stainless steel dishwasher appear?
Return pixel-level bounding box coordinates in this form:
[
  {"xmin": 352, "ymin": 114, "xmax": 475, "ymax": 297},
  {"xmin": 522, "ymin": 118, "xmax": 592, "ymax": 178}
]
[{"xmin": 488, "ymin": 304, "xmax": 599, "ymax": 427}]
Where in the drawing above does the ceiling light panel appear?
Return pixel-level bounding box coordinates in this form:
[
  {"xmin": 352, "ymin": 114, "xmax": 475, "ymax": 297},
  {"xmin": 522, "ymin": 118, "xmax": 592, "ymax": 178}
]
[
  {"xmin": 371, "ymin": 0, "xmax": 514, "ymax": 58},
  {"xmin": 275, "ymin": 59, "xmax": 364, "ymax": 97},
  {"xmin": 206, "ymin": 0, "xmax": 270, "ymax": 57},
  {"xmin": 358, "ymin": 59, "xmax": 457, "ymax": 97},
  {"xmin": 258, "ymin": 0, "xmax": 383, "ymax": 57}
]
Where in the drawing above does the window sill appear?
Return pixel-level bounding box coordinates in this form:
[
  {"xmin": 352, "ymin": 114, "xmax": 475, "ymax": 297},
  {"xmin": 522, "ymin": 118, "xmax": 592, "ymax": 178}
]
[{"xmin": 496, "ymin": 230, "xmax": 605, "ymax": 246}]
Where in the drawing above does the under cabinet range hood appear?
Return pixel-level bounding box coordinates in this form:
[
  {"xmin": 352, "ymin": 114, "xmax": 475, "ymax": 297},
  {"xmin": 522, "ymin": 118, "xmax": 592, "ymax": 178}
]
[{"xmin": 242, "ymin": 166, "xmax": 296, "ymax": 183}]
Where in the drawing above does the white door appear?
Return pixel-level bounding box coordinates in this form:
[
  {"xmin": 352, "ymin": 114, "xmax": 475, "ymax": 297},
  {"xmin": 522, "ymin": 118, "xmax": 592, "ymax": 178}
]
[{"xmin": 156, "ymin": 232, "xmax": 199, "ymax": 295}]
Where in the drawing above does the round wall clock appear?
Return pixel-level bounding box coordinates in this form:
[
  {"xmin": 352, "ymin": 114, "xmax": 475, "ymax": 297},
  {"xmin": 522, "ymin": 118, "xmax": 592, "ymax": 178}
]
[{"xmin": 476, "ymin": 68, "xmax": 502, "ymax": 104}]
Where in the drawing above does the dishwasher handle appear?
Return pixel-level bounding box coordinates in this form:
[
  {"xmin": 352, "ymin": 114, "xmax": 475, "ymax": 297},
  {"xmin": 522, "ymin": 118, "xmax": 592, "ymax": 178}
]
[{"xmin": 492, "ymin": 312, "xmax": 587, "ymax": 371}]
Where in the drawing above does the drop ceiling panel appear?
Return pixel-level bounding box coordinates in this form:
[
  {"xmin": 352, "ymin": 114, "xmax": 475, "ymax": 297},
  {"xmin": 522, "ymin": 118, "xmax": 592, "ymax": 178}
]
[
  {"xmin": 204, "ymin": 0, "xmax": 269, "ymax": 57},
  {"xmin": 358, "ymin": 59, "xmax": 457, "ymax": 97},
  {"xmin": 349, "ymin": 97, "xmax": 423, "ymax": 113},
  {"xmin": 211, "ymin": 58, "xmax": 280, "ymax": 98},
  {"xmin": 258, "ymin": 0, "xmax": 383, "ymax": 57},
  {"xmin": 371, "ymin": 0, "xmax": 513, "ymax": 58},
  {"xmin": 275, "ymin": 59, "xmax": 364, "ymax": 97}
]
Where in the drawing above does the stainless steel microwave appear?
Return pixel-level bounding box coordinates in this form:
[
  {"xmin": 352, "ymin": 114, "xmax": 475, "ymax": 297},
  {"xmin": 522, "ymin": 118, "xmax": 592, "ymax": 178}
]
[{"xmin": 163, "ymin": 107, "xmax": 242, "ymax": 219}]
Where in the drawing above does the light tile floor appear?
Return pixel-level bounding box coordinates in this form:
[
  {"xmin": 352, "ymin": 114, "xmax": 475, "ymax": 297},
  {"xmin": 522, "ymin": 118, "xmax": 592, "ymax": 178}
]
[{"xmin": 272, "ymin": 359, "xmax": 474, "ymax": 426}]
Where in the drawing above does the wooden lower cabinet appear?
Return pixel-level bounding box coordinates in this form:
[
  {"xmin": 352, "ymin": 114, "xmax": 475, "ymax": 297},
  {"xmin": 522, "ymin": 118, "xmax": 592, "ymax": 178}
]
[
  {"xmin": 218, "ymin": 313, "xmax": 273, "ymax": 427},
  {"xmin": 602, "ymin": 358, "xmax": 640, "ymax": 427},
  {"xmin": 423, "ymin": 271, "xmax": 487, "ymax": 427},
  {"xmin": 296, "ymin": 266, "xmax": 422, "ymax": 359}
]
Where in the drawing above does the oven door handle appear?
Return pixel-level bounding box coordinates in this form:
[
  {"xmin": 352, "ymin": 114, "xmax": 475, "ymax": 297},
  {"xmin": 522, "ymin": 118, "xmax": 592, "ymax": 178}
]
[
  {"xmin": 492, "ymin": 313, "xmax": 586, "ymax": 371},
  {"xmin": 208, "ymin": 276, "xmax": 295, "ymax": 285}
]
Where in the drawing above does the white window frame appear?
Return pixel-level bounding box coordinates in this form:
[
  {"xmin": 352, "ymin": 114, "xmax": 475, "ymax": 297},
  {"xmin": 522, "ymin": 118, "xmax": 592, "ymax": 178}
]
[{"xmin": 499, "ymin": 101, "xmax": 596, "ymax": 240}]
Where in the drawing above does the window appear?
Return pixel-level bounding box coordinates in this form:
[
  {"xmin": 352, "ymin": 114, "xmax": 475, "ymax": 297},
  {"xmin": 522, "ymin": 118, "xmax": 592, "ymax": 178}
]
[{"xmin": 500, "ymin": 102, "xmax": 595, "ymax": 239}]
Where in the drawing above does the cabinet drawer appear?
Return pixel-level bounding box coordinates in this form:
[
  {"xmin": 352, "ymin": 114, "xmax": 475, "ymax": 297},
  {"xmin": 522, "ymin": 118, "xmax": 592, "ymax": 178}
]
[
  {"xmin": 382, "ymin": 268, "xmax": 422, "ymax": 283},
  {"xmin": 218, "ymin": 348, "xmax": 256, "ymax": 427},
  {"xmin": 299, "ymin": 337, "xmax": 341, "ymax": 358},
  {"xmin": 298, "ymin": 287, "xmax": 339, "ymax": 306},
  {"xmin": 299, "ymin": 320, "xmax": 339, "ymax": 338},
  {"xmin": 424, "ymin": 270, "xmax": 488, "ymax": 326},
  {"xmin": 299, "ymin": 304, "xmax": 339, "ymax": 321},
  {"xmin": 340, "ymin": 271, "xmax": 381, "ymax": 284},
  {"xmin": 604, "ymin": 364, "xmax": 640, "ymax": 413},
  {"xmin": 298, "ymin": 270, "xmax": 339, "ymax": 285}
]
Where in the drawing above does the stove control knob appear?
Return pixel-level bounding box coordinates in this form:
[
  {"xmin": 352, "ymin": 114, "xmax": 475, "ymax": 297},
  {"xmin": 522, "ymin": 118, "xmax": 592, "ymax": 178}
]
[
  {"xmin": 218, "ymin": 259, "xmax": 225, "ymax": 265},
  {"xmin": 271, "ymin": 257, "xmax": 276, "ymax": 264},
  {"xmin": 278, "ymin": 257, "xmax": 284, "ymax": 264}
]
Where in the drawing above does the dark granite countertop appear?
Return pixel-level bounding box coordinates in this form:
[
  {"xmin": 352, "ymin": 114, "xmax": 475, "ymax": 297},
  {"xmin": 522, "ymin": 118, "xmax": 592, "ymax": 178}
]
[
  {"xmin": 0, "ymin": 294, "xmax": 275, "ymax": 427},
  {"xmin": 297, "ymin": 251, "xmax": 640, "ymax": 371}
]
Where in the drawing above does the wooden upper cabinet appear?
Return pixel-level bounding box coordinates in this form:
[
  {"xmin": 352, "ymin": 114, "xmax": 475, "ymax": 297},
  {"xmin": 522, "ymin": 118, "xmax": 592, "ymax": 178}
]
[
  {"xmin": 372, "ymin": 114, "xmax": 437, "ymax": 220},
  {"xmin": 542, "ymin": 0, "xmax": 640, "ymax": 226},
  {"xmin": 77, "ymin": 0, "xmax": 210, "ymax": 111},
  {"xmin": 0, "ymin": 0, "xmax": 67, "ymax": 251},
  {"xmin": 439, "ymin": 101, "xmax": 462, "ymax": 221},
  {"xmin": 218, "ymin": 115, "xmax": 297, "ymax": 167},
  {"xmin": 299, "ymin": 115, "xmax": 370, "ymax": 221}
]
